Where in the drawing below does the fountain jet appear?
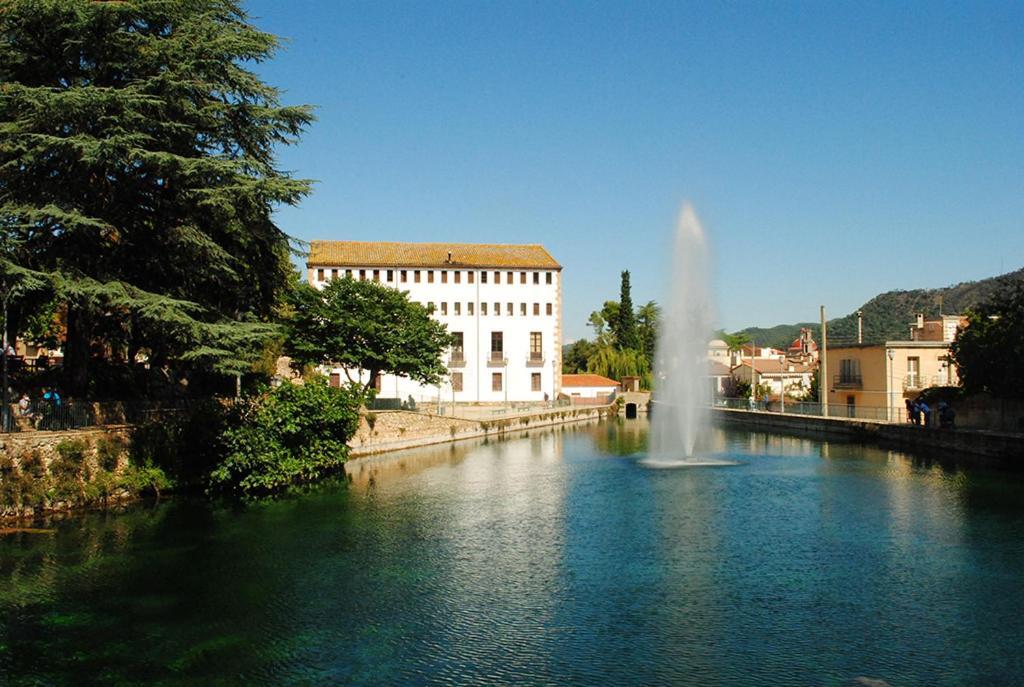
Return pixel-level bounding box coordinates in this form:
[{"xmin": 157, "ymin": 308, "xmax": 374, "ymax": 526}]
[{"xmin": 645, "ymin": 204, "xmax": 733, "ymax": 467}]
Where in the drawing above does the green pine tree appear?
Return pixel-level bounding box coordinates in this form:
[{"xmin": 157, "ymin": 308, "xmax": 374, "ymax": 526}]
[
  {"xmin": 0, "ymin": 0, "xmax": 313, "ymax": 395},
  {"xmin": 614, "ymin": 270, "xmax": 639, "ymax": 351}
]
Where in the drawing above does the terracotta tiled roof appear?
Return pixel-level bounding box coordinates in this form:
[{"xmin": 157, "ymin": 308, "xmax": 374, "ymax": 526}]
[
  {"xmin": 707, "ymin": 361, "xmax": 732, "ymax": 376},
  {"xmin": 308, "ymin": 241, "xmax": 561, "ymax": 269},
  {"xmin": 738, "ymin": 359, "xmax": 813, "ymax": 374},
  {"xmin": 562, "ymin": 374, "xmax": 619, "ymax": 388}
]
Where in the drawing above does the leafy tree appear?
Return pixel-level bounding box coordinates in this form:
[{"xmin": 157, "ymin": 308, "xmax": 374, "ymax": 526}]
[
  {"xmin": 562, "ymin": 338, "xmax": 597, "ymax": 374},
  {"xmin": 613, "ymin": 270, "xmax": 639, "ymax": 350},
  {"xmin": 211, "ymin": 378, "xmax": 360, "ymax": 497},
  {"xmin": 285, "ymin": 278, "xmax": 454, "ymax": 400},
  {"xmin": 0, "ymin": 0, "xmax": 312, "ymax": 395},
  {"xmin": 718, "ymin": 330, "xmax": 751, "ymax": 355},
  {"xmin": 636, "ymin": 300, "xmax": 660, "ymax": 359},
  {"xmin": 807, "ymin": 368, "xmax": 820, "ymax": 403},
  {"xmin": 586, "ymin": 346, "xmax": 648, "ymax": 385},
  {"xmin": 588, "ymin": 301, "xmax": 619, "ymax": 347},
  {"xmin": 949, "ymin": 279, "xmax": 1024, "ymax": 398}
]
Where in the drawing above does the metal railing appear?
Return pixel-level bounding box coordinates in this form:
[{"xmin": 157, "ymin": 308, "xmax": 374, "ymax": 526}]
[
  {"xmin": 714, "ymin": 397, "xmax": 907, "ymax": 423},
  {"xmin": 832, "ymin": 374, "xmax": 863, "ymax": 389},
  {"xmin": 2, "ymin": 399, "xmax": 193, "ymax": 433}
]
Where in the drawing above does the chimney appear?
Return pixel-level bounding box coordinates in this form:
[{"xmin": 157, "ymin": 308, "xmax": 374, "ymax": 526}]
[
  {"xmin": 916, "ymin": 313, "xmax": 924, "ymax": 329},
  {"xmin": 447, "ymin": 251, "xmax": 452, "ymax": 263}
]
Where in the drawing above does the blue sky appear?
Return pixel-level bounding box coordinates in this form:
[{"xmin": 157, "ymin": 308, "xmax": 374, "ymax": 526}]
[{"xmin": 246, "ymin": 0, "xmax": 1024, "ymax": 340}]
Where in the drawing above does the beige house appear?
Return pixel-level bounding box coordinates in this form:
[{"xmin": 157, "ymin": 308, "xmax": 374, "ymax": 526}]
[
  {"xmin": 733, "ymin": 358, "xmax": 815, "ymax": 400},
  {"xmin": 826, "ymin": 315, "xmax": 962, "ymax": 420}
]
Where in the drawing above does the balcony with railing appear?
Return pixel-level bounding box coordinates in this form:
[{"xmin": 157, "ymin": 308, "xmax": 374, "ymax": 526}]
[
  {"xmin": 526, "ymin": 351, "xmax": 545, "ymax": 367},
  {"xmin": 833, "ymin": 374, "xmax": 862, "ymax": 389},
  {"xmin": 903, "ymin": 373, "xmax": 953, "ymax": 391},
  {"xmin": 447, "ymin": 352, "xmax": 466, "ymax": 368},
  {"xmin": 903, "ymin": 373, "xmax": 926, "ymax": 391},
  {"xmin": 487, "ymin": 351, "xmax": 507, "ymax": 366}
]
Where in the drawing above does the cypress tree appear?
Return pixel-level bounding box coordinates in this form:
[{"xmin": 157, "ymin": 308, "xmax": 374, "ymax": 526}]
[
  {"xmin": 0, "ymin": 0, "xmax": 313, "ymax": 395},
  {"xmin": 615, "ymin": 270, "xmax": 639, "ymax": 351}
]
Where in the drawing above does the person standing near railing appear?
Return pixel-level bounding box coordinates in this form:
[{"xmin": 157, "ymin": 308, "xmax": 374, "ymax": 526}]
[{"xmin": 41, "ymin": 387, "xmax": 61, "ymax": 430}]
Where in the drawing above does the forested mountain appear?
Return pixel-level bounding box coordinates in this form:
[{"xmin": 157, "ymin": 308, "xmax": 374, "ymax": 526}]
[{"xmin": 736, "ymin": 267, "xmax": 1024, "ymax": 349}]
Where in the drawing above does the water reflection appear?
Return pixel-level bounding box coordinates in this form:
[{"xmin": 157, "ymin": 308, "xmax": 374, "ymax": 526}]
[{"xmin": 2, "ymin": 419, "xmax": 1024, "ymax": 685}]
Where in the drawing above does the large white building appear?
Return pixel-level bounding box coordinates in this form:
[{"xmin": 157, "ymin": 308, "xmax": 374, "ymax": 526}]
[{"xmin": 307, "ymin": 241, "xmax": 563, "ymax": 404}]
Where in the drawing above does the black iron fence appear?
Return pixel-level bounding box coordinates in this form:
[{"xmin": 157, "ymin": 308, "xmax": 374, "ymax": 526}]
[{"xmin": 2, "ymin": 399, "xmax": 192, "ymax": 433}]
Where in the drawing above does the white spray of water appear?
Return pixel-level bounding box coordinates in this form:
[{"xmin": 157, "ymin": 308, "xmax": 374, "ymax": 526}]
[{"xmin": 646, "ymin": 203, "xmax": 731, "ymax": 466}]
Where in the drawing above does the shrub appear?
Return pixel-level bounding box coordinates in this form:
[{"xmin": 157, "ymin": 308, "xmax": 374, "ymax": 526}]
[
  {"xmin": 119, "ymin": 462, "xmax": 173, "ymax": 497},
  {"xmin": 49, "ymin": 439, "xmax": 89, "ymax": 505},
  {"xmin": 95, "ymin": 435, "xmax": 127, "ymax": 472},
  {"xmin": 130, "ymin": 399, "xmax": 228, "ymax": 489},
  {"xmin": 210, "ymin": 378, "xmax": 360, "ymax": 497}
]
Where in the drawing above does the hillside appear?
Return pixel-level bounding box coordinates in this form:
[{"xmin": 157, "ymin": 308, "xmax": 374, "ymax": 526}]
[{"xmin": 737, "ymin": 267, "xmax": 1024, "ymax": 349}]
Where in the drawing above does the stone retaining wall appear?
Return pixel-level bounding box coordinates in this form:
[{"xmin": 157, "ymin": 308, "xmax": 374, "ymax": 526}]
[
  {"xmin": 349, "ymin": 406, "xmax": 614, "ymax": 457},
  {"xmin": 1, "ymin": 426, "xmax": 133, "ymax": 465},
  {"xmin": 714, "ymin": 408, "xmax": 1024, "ymax": 462},
  {"xmin": 1, "ymin": 427, "xmax": 136, "ymax": 519}
]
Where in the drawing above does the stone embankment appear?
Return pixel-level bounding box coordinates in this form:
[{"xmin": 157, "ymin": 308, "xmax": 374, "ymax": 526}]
[
  {"xmin": 714, "ymin": 408, "xmax": 1024, "ymax": 462},
  {"xmin": 349, "ymin": 405, "xmax": 615, "ymax": 457}
]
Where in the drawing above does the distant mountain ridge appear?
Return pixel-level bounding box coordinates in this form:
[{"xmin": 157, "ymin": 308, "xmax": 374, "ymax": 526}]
[{"xmin": 737, "ymin": 267, "xmax": 1024, "ymax": 349}]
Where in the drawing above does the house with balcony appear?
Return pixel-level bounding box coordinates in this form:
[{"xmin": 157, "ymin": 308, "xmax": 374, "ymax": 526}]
[
  {"xmin": 307, "ymin": 240, "xmax": 562, "ymax": 404},
  {"xmin": 826, "ymin": 314, "xmax": 961, "ymax": 419}
]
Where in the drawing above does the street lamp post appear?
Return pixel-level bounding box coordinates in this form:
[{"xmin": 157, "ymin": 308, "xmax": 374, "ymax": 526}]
[
  {"xmin": 887, "ymin": 348, "xmax": 895, "ymax": 422},
  {"xmin": 779, "ymin": 354, "xmax": 786, "ymax": 414}
]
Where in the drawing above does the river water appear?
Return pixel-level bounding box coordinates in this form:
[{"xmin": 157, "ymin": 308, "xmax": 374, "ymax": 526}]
[{"xmin": 2, "ymin": 418, "xmax": 1024, "ymax": 686}]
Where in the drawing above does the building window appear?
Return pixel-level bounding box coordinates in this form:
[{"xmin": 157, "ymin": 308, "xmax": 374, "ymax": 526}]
[
  {"xmin": 345, "ymin": 269, "xmax": 353, "ymax": 279},
  {"xmin": 494, "ymin": 271, "xmax": 500, "ymax": 284},
  {"xmin": 454, "ymin": 302, "xmax": 461, "ymax": 316},
  {"xmin": 468, "ymin": 302, "xmax": 474, "ymax": 315},
  {"xmin": 428, "ymin": 271, "xmax": 434, "ymax": 284},
  {"xmin": 507, "ymin": 271, "xmax": 513, "ymax": 284},
  {"xmin": 520, "ymin": 272, "xmax": 527, "ymax": 284},
  {"xmin": 373, "ymin": 374, "xmax": 382, "ymax": 392},
  {"xmin": 451, "ymin": 332, "xmax": 464, "ymax": 362},
  {"xmin": 546, "ymin": 303, "xmax": 553, "ymax": 316},
  {"xmin": 530, "ymin": 332, "xmax": 542, "ymax": 361},
  {"xmin": 452, "ymin": 372, "xmax": 463, "ymax": 392},
  {"xmin": 331, "ymin": 268, "xmax": 338, "ymax": 280},
  {"xmin": 531, "ymin": 373, "xmax": 541, "ymax": 391},
  {"xmin": 533, "ymin": 303, "xmax": 540, "ymax": 316},
  {"xmin": 401, "ymin": 270, "xmax": 407, "ymax": 283},
  {"xmin": 414, "ymin": 270, "xmax": 421, "ymax": 283},
  {"xmin": 359, "ymin": 269, "xmax": 366, "ymax": 280},
  {"xmin": 517, "ymin": 302, "xmax": 524, "ymax": 316},
  {"xmin": 494, "ymin": 302, "xmax": 500, "ymax": 316},
  {"xmin": 481, "ymin": 271, "xmax": 487, "ymax": 284},
  {"xmin": 533, "ymin": 272, "xmax": 540, "ymax": 284},
  {"xmin": 373, "ymin": 269, "xmax": 380, "ymax": 282},
  {"xmin": 427, "ymin": 302, "xmax": 434, "ymax": 313},
  {"xmin": 317, "ymin": 268, "xmax": 324, "ymax": 281},
  {"xmin": 441, "ymin": 270, "xmax": 448, "ymax": 284},
  {"xmin": 481, "ymin": 302, "xmax": 488, "ymax": 316},
  {"xmin": 387, "ymin": 270, "xmax": 393, "ymax": 281},
  {"xmin": 441, "ymin": 302, "xmax": 448, "ymax": 315},
  {"xmin": 546, "ymin": 272, "xmax": 553, "ymax": 284},
  {"xmin": 491, "ymin": 331, "xmax": 503, "ymax": 361},
  {"xmin": 454, "ymin": 271, "xmax": 461, "ymax": 284},
  {"xmin": 492, "ymin": 373, "xmax": 502, "ymax": 392},
  {"xmin": 468, "ymin": 271, "xmax": 475, "ymax": 284},
  {"xmin": 839, "ymin": 359, "xmax": 862, "ymax": 384},
  {"xmin": 506, "ymin": 302, "xmax": 513, "ymax": 316}
]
